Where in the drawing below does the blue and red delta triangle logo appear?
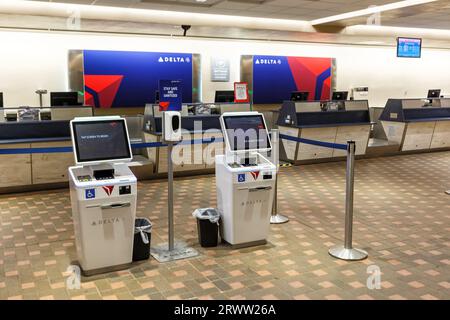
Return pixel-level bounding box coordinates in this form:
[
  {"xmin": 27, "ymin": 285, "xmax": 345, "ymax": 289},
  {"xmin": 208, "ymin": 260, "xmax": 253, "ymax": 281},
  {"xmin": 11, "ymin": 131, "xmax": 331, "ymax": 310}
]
[
  {"xmin": 250, "ymin": 171, "xmax": 260, "ymax": 180},
  {"xmin": 102, "ymin": 186, "xmax": 114, "ymax": 196}
]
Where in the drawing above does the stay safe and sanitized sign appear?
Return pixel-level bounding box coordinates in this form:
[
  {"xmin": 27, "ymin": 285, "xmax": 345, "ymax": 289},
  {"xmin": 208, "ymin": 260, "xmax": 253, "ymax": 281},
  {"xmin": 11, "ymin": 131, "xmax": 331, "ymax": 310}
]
[{"xmin": 159, "ymin": 79, "xmax": 183, "ymax": 111}]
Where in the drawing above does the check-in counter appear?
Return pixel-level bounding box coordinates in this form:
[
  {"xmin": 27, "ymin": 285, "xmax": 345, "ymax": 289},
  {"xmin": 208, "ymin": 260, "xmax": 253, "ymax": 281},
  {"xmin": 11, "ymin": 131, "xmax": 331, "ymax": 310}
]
[
  {"xmin": 277, "ymin": 100, "xmax": 371, "ymax": 163},
  {"xmin": 142, "ymin": 103, "xmax": 250, "ymax": 174},
  {"xmin": 380, "ymin": 98, "xmax": 450, "ymax": 151},
  {"xmin": 0, "ymin": 107, "xmax": 93, "ymax": 191}
]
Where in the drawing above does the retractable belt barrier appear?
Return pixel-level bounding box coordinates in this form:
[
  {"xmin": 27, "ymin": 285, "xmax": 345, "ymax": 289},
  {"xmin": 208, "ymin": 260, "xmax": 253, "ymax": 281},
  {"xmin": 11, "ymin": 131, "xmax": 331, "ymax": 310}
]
[
  {"xmin": 0, "ymin": 137, "xmax": 224, "ymax": 155},
  {"xmin": 0, "ymin": 134, "xmax": 347, "ymax": 155},
  {"xmin": 0, "ymin": 132, "xmax": 367, "ymax": 261}
]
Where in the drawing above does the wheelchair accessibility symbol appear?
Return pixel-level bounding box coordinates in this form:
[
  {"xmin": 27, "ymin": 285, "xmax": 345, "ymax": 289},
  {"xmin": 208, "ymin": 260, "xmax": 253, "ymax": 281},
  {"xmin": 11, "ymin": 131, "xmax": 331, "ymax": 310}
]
[
  {"xmin": 85, "ymin": 189, "xmax": 96, "ymax": 199},
  {"xmin": 238, "ymin": 174, "xmax": 246, "ymax": 183}
]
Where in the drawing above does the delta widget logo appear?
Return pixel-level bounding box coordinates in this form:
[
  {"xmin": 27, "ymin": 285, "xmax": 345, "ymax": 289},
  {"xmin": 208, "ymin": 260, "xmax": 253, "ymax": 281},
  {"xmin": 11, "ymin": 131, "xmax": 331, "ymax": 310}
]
[
  {"xmin": 158, "ymin": 56, "xmax": 191, "ymax": 63},
  {"xmin": 255, "ymin": 58, "xmax": 282, "ymax": 65},
  {"xmin": 250, "ymin": 171, "xmax": 260, "ymax": 180},
  {"xmin": 102, "ymin": 186, "xmax": 114, "ymax": 196}
]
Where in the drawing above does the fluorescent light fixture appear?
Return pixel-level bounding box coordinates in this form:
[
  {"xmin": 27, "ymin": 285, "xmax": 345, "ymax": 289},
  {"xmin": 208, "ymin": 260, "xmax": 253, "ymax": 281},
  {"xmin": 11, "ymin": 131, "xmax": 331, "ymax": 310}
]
[
  {"xmin": 0, "ymin": 0, "xmax": 312, "ymax": 32},
  {"xmin": 344, "ymin": 25, "xmax": 450, "ymax": 41},
  {"xmin": 311, "ymin": 0, "xmax": 437, "ymax": 25}
]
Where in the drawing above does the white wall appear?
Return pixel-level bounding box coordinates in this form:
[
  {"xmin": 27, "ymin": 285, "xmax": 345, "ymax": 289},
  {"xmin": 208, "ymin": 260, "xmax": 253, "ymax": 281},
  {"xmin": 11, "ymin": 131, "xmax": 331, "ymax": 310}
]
[{"xmin": 1, "ymin": 29, "xmax": 450, "ymax": 108}]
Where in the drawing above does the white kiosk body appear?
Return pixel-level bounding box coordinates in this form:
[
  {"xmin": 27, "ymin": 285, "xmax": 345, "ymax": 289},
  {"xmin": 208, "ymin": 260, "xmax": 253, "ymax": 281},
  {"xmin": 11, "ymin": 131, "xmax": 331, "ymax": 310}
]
[
  {"xmin": 216, "ymin": 112, "xmax": 276, "ymax": 247},
  {"xmin": 68, "ymin": 116, "xmax": 137, "ymax": 275}
]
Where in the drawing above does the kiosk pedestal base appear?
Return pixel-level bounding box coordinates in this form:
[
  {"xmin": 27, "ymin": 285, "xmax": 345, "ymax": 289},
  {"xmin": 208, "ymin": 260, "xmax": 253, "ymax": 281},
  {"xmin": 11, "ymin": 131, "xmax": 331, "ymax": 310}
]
[
  {"xmin": 328, "ymin": 245, "xmax": 368, "ymax": 261},
  {"xmin": 150, "ymin": 241, "xmax": 198, "ymax": 263}
]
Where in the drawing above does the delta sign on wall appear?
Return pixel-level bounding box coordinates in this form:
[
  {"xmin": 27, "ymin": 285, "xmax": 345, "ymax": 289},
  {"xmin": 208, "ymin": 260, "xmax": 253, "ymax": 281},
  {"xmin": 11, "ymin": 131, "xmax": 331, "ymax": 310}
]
[
  {"xmin": 82, "ymin": 50, "xmax": 193, "ymax": 108},
  {"xmin": 252, "ymin": 55, "xmax": 333, "ymax": 104}
]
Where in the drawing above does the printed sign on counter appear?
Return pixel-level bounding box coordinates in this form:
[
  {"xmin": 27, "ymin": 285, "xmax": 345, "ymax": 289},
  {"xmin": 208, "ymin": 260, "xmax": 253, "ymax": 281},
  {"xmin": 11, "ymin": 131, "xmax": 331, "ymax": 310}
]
[
  {"xmin": 234, "ymin": 82, "xmax": 249, "ymax": 103},
  {"xmin": 159, "ymin": 80, "xmax": 183, "ymax": 111}
]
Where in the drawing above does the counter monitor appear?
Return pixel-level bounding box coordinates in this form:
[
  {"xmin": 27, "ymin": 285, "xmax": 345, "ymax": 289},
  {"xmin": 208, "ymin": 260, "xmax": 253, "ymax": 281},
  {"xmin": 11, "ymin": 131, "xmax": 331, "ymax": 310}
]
[
  {"xmin": 71, "ymin": 117, "xmax": 132, "ymax": 165},
  {"xmin": 222, "ymin": 113, "xmax": 271, "ymax": 152},
  {"xmin": 427, "ymin": 89, "xmax": 441, "ymax": 99},
  {"xmin": 290, "ymin": 91, "xmax": 309, "ymax": 102},
  {"xmin": 51, "ymin": 92, "xmax": 81, "ymax": 107},
  {"xmin": 215, "ymin": 90, "xmax": 235, "ymax": 103},
  {"xmin": 332, "ymin": 91, "xmax": 348, "ymax": 101}
]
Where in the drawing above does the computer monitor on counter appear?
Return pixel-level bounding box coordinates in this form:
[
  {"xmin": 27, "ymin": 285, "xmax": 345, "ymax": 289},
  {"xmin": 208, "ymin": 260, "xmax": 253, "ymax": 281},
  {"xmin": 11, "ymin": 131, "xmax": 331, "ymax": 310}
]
[
  {"xmin": 332, "ymin": 91, "xmax": 348, "ymax": 101},
  {"xmin": 215, "ymin": 91, "xmax": 235, "ymax": 103},
  {"xmin": 427, "ymin": 89, "xmax": 441, "ymax": 99},
  {"xmin": 0, "ymin": 92, "xmax": 3, "ymax": 108},
  {"xmin": 290, "ymin": 91, "xmax": 309, "ymax": 102},
  {"xmin": 51, "ymin": 92, "xmax": 81, "ymax": 107}
]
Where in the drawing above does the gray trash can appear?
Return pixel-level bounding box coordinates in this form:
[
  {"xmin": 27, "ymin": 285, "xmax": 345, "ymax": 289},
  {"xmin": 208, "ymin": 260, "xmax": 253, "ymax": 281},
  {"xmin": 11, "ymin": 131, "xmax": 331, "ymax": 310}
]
[{"xmin": 133, "ymin": 217, "xmax": 152, "ymax": 261}]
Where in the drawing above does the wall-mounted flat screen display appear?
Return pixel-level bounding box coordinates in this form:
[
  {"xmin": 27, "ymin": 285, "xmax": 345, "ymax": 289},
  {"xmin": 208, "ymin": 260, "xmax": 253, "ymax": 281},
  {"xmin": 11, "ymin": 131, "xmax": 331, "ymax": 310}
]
[{"xmin": 397, "ymin": 37, "xmax": 422, "ymax": 58}]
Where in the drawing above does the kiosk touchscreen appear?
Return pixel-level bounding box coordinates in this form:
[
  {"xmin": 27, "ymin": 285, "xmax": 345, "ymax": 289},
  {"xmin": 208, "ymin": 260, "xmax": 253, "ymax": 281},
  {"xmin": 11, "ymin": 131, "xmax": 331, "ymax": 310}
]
[
  {"xmin": 68, "ymin": 116, "xmax": 137, "ymax": 275},
  {"xmin": 216, "ymin": 112, "xmax": 276, "ymax": 247}
]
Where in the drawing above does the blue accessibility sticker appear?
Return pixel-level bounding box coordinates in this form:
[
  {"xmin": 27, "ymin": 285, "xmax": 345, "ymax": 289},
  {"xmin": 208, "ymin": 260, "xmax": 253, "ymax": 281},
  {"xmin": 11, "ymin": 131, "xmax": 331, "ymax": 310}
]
[
  {"xmin": 85, "ymin": 189, "xmax": 96, "ymax": 199},
  {"xmin": 238, "ymin": 174, "xmax": 246, "ymax": 183}
]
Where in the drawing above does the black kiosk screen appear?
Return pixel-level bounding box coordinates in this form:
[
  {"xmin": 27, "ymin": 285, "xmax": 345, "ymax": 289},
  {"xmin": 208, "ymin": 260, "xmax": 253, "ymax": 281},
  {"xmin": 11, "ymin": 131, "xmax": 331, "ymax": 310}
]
[
  {"xmin": 72, "ymin": 120, "xmax": 131, "ymax": 163},
  {"xmin": 223, "ymin": 115, "xmax": 271, "ymax": 151}
]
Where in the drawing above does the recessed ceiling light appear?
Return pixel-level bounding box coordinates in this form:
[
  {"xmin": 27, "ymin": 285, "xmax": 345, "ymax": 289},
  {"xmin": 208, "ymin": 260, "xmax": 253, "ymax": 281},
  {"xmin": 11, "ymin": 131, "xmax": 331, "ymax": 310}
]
[{"xmin": 196, "ymin": 0, "xmax": 207, "ymax": 3}]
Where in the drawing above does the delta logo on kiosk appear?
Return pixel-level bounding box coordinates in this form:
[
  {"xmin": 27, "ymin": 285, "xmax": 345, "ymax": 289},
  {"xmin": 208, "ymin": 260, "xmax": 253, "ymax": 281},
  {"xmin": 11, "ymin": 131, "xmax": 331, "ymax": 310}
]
[
  {"xmin": 102, "ymin": 186, "xmax": 114, "ymax": 196},
  {"xmin": 250, "ymin": 171, "xmax": 260, "ymax": 180}
]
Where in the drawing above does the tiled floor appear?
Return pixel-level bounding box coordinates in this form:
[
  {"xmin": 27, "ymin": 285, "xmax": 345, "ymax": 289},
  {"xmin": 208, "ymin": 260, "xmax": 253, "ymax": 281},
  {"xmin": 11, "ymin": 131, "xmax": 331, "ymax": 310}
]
[{"xmin": 0, "ymin": 151, "xmax": 449, "ymax": 300}]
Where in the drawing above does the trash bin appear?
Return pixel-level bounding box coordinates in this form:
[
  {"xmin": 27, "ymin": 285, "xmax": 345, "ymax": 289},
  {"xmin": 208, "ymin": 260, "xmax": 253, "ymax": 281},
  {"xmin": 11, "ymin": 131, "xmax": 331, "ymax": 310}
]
[
  {"xmin": 133, "ymin": 217, "xmax": 152, "ymax": 261},
  {"xmin": 192, "ymin": 208, "xmax": 220, "ymax": 247}
]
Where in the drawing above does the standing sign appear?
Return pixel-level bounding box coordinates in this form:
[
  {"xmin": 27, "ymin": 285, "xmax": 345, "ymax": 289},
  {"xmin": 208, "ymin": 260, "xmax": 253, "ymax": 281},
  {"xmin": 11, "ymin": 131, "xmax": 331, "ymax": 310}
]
[
  {"xmin": 159, "ymin": 80, "xmax": 183, "ymax": 111},
  {"xmin": 234, "ymin": 82, "xmax": 249, "ymax": 103}
]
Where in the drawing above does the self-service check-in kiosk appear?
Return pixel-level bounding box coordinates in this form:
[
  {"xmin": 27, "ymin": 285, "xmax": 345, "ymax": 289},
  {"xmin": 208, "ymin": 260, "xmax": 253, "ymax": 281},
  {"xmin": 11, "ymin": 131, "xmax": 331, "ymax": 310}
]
[
  {"xmin": 68, "ymin": 116, "xmax": 137, "ymax": 275},
  {"xmin": 216, "ymin": 112, "xmax": 276, "ymax": 247}
]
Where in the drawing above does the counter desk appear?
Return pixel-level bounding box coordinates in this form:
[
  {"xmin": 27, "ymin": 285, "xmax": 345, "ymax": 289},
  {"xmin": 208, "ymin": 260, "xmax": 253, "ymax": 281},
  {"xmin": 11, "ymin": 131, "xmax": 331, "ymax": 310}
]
[
  {"xmin": 0, "ymin": 107, "xmax": 93, "ymax": 190},
  {"xmin": 142, "ymin": 103, "xmax": 250, "ymax": 174},
  {"xmin": 380, "ymin": 98, "xmax": 450, "ymax": 151},
  {"xmin": 0, "ymin": 107, "xmax": 152, "ymax": 193},
  {"xmin": 277, "ymin": 100, "xmax": 371, "ymax": 163}
]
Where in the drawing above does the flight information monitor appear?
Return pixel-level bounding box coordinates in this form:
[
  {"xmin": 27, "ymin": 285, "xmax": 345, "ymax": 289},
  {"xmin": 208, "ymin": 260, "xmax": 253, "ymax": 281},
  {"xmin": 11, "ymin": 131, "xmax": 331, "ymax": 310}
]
[
  {"xmin": 397, "ymin": 37, "xmax": 422, "ymax": 58},
  {"xmin": 222, "ymin": 113, "xmax": 271, "ymax": 152},
  {"xmin": 71, "ymin": 117, "xmax": 132, "ymax": 165}
]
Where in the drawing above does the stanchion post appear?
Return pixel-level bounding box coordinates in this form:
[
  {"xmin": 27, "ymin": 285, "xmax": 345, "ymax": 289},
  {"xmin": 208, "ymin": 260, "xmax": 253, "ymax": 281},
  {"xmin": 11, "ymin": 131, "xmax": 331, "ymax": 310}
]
[
  {"xmin": 270, "ymin": 129, "xmax": 289, "ymax": 224},
  {"xmin": 328, "ymin": 141, "xmax": 368, "ymax": 261},
  {"xmin": 167, "ymin": 141, "xmax": 174, "ymax": 251}
]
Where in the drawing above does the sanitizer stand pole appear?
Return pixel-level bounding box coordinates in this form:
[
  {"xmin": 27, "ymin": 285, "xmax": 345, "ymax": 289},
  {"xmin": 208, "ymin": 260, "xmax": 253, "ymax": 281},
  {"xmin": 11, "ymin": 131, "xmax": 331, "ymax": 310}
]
[{"xmin": 168, "ymin": 141, "xmax": 175, "ymax": 251}]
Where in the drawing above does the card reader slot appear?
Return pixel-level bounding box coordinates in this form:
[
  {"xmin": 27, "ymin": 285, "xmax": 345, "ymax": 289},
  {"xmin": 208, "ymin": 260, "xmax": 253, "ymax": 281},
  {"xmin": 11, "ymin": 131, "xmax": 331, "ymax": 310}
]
[
  {"xmin": 86, "ymin": 202, "xmax": 131, "ymax": 210},
  {"xmin": 237, "ymin": 186, "xmax": 272, "ymax": 192}
]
